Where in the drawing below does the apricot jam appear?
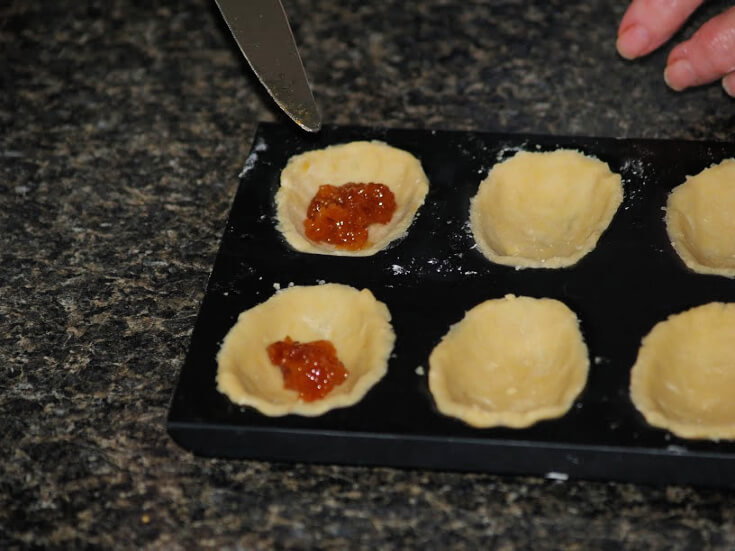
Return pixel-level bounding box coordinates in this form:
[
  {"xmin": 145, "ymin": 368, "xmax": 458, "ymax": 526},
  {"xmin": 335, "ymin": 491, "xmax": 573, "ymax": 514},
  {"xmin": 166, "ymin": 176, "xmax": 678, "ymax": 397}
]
[
  {"xmin": 266, "ymin": 336, "xmax": 348, "ymax": 402},
  {"xmin": 304, "ymin": 183, "xmax": 397, "ymax": 250}
]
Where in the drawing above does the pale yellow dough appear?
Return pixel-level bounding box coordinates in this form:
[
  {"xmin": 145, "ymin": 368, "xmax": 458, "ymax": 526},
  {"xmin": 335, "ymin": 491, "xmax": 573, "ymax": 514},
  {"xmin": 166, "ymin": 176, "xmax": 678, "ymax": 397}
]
[
  {"xmin": 470, "ymin": 150, "xmax": 623, "ymax": 268},
  {"xmin": 275, "ymin": 141, "xmax": 429, "ymax": 256},
  {"xmin": 216, "ymin": 284, "xmax": 395, "ymax": 416},
  {"xmin": 666, "ymin": 159, "xmax": 735, "ymax": 277},
  {"xmin": 428, "ymin": 295, "xmax": 589, "ymax": 428},
  {"xmin": 630, "ymin": 303, "xmax": 735, "ymax": 440}
]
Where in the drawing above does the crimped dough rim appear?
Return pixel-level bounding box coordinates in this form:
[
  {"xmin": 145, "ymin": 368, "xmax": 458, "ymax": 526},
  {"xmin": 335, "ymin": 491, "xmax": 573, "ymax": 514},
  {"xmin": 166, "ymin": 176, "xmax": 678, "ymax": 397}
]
[
  {"xmin": 630, "ymin": 302, "xmax": 735, "ymax": 440},
  {"xmin": 428, "ymin": 295, "xmax": 589, "ymax": 429},
  {"xmin": 216, "ymin": 284, "xmax": 395, "ymax": 416},
  {"xmin": 665, "ymin": 159, "xmax": 735, "ymax": 278},
  {"xmin": 275, "ymin": 141, "xmax": 429, "ymax": 257},
  {"xmin": 469, "ymin": 149, "xmax": 623, "ymax": 269}
]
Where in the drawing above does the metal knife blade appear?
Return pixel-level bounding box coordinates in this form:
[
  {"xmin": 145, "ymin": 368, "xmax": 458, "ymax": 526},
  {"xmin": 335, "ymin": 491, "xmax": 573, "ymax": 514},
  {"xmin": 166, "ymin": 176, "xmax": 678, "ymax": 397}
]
[{"xmin": 215, "ymin": 0, "xmax": 321, "ymax": 132}]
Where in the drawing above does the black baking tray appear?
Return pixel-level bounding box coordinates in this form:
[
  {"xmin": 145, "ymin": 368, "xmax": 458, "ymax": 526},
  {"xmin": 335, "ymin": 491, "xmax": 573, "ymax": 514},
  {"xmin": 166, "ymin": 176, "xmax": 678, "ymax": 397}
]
[{"xmin": 168, "ymin": 122, "xmax": 735, "ymax": 487}]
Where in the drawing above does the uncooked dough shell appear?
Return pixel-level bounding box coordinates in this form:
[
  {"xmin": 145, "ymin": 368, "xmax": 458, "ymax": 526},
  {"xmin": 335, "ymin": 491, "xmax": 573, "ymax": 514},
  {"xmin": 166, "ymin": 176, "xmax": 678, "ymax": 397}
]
[
  {"xmin": 276, "ymin": 141, "xmax": 429, "ymax": 256},
  {"xmin": 470, "ymin": 150, "xmax": 623, "ymax": 268},
  {"xmin": 428, "ymin": 294, "xmax": 589, "ymax": 428},
  {"xmin": 665, "ymin": 159, "xmax": 735, "ymax": 277},
  {"xmin": 216, "ymin": 284, "xmax": 395, "ymax": 416},
  {"xmin": 630, "ymin": 302, "xmax": 735, "ymax": 440}
]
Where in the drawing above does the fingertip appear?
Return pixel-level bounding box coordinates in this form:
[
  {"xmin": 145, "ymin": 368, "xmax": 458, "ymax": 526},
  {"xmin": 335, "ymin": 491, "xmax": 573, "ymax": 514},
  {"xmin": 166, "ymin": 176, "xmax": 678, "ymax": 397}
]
[
  {"xmin": 617, "ymin": 24, "xmax": 651, "ymax": 59},
  {"xmin": 666, "ymin": 6, "xmax": 735, "ymax": 89},
  {"xmin": 664, "ymin": 59, "xmax": 696, "ymax": 91},
  {"xmin": 616, "ymin": 0, "xmax": 705, "ymax": 59},
  {"xmin": 723, "ymin": 73, "xmax": 735, "ymax": 97}
]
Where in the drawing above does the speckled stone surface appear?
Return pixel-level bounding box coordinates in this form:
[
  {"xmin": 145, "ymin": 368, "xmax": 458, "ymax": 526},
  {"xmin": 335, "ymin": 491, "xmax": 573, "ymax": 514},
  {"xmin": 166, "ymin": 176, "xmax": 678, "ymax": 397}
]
[{"xmin": 2, "ymin": 0, "xmax": 735, "ymax": 548}]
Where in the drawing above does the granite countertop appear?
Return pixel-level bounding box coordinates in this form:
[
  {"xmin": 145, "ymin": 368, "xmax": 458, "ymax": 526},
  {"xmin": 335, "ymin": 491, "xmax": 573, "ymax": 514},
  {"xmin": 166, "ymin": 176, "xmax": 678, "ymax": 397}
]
[{"xmin": 3, "ymin": 0, "xmax": 735, "ymax": 548}]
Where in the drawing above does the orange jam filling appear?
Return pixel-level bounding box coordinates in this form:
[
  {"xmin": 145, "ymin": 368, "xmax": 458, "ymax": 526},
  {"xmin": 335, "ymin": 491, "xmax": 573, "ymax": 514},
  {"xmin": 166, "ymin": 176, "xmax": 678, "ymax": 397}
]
[
  {"xmin": 266, "ymin": 336, "xmax": 348, "ymax": 402},
  {"xmin": 304, "ymin": 183, "xmax": 397, "ymax": 250}
]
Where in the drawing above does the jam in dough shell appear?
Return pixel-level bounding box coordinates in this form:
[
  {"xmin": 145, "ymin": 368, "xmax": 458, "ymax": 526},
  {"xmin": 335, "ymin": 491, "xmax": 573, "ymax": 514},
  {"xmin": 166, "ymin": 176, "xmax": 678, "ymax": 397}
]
[
  {"xmin": 217, "ymin": 284, "xmax": 395, "ymax": 416},
  {"xmin": 276, "ymin": 141, "xmax": 429, "ymax": 256}
]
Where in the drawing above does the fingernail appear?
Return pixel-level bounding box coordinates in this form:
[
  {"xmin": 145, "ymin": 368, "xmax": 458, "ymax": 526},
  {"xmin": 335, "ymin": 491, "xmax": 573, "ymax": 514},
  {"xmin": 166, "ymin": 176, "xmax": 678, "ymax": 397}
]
[
  {"xmin": 664, "ymin": 59, "xmax": 697, "ymax": 91},
  {"xmin": 617, "ymin": 25, "xmax": 650, "ymax": 59},
  {"xmin": 723, "ymin": 74, "xmax": 735, "ymax": 97}
]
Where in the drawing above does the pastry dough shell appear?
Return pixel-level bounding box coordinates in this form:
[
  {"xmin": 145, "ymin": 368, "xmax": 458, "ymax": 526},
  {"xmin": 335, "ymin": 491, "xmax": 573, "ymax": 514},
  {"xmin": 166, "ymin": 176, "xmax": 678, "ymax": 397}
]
[
  {"xmin": 428, "ymin": 295, "xmax": 589, "ymax": 428},
  {"xmin": 216, "ymin": 284, "xmax": 395, "ymax": 416},
  {"xmin": 630, "ymin": 302, "xmax": 735, "ymax": 440},
  {"xmin": 470, "ymin": 150, "xmax": 623, "ymax": 268},
  {"xmin": 665, "ymin": 159, "xmax": 735, "ymax": 277},
  {"xmin": 275, "ymin": 141, "xmax": 429, "ymax": 256}
]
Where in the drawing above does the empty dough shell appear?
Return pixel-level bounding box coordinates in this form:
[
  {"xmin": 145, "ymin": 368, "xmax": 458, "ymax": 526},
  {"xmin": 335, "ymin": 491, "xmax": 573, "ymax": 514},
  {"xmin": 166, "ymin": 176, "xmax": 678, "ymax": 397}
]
[
  {"xmin": 428, "ymin": 295, "xmax": 589, "ymax": 428},
  {"xmin": 665, "ymin": 159, "xmax": 735, "ymax": 277},
  {"xmin": 630, "ymin": 302, "xmax": 735, "ymax": 440},
  {"xmin": 470, "ymin": 150, "xmax": 623, "ymax": 268},
  {"xmin": 275, "ymin": 141, "xmax": 429, "ymax": 256},
  {"xmin": 216, "ymin": 284, "xmax": 395, "ymax": 416}
]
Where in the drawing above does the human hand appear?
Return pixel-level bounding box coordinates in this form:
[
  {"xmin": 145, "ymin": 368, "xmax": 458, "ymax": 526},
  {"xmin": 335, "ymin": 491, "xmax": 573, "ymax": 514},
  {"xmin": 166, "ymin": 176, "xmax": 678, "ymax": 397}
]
[{"xmin": 616, "ymin": 0, "xmax": 735, "ymax": 96}]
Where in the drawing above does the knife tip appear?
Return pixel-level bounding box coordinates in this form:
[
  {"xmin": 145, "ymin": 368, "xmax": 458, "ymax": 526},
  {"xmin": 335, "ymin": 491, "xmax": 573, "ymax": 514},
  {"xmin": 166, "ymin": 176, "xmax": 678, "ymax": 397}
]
[
  {"xmin": 294, "ymin": 114, "xmax": 321, "ymax": 133},
  {"xmin": 280, "ymin": 98, "xmax": 321, "ymax": 133},
  {"xmin": 301, "ymin": 122, "xmax": 321, "ymax": 133}
]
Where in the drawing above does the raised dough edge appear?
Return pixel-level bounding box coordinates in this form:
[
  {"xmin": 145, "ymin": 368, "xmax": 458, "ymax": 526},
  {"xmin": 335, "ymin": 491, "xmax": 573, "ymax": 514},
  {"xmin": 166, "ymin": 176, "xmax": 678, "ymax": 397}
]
[
  {"xmin": 275, "ymin": 141, "xmax": 429, "ymax": 257},
  {"xmin": 428, "ymin": 295, "xmax": 589, "ymax": 429},
  {"xmin": 665, "ymin": 159, "xmax": 735, "ymax": 278},
  {"xmin": 216, "ymin": 284, "xmax": 395, "ymax": 417},
  {"xmin": 630, "ymin": 302, "xmax": 735, "ymax": 440},
  {"xmin": 469, "ymin": 149, "xmax": 623, "ymax": 269}
]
